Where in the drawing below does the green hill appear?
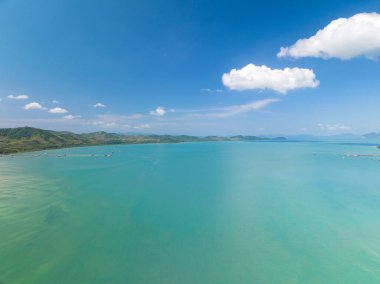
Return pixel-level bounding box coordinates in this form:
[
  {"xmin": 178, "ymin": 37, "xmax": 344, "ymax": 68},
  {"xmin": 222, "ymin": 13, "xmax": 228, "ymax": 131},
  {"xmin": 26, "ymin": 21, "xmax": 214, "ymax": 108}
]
[{"xmin": 0, "ymin": 127, "xmax": 285, "ymax": 154}]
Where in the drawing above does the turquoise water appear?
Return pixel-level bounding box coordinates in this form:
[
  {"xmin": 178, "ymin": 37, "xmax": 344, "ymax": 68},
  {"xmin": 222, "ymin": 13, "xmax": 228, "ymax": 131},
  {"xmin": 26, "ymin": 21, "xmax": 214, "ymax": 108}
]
[{"xmin": 1, "ymin": 141, "xmax": 380, "ymax": 283}]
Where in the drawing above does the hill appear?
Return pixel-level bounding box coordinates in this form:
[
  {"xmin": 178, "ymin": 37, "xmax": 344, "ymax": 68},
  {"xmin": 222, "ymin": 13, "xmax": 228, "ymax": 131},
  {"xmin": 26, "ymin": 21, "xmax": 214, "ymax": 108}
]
[{"xmin": 0, "ymin": 127, "xmax": 285, "ymax": 154}]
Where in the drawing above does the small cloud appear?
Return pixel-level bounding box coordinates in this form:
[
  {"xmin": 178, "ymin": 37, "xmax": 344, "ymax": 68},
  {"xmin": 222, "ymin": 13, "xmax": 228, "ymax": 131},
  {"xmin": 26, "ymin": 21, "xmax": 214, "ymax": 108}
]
[
  {"xmin": 278, "ymin": 12, "xmax": 380, "ymax": 60},
  {"xmin": 127, "ymin": 114, "xmax": 145, "ymax": 119},
  {"xmin": 93, "ymin": 102, "xmax": 106, "ymax": 108},
  {"xmin": 64, "ymin": 114, "xmax": 81, "ymax": 120},
  {"xmin": 317, "ymin": 123, "xmax": 351, "ymax": 131},
  {"xmin": 222, "ymin": 64, "xmax": 319, "ymax": 94},
  {"xmin": 92, "ymin": 120, "xmax": 130, "ymax": 129},
  {"xmin": 48, "ymin": 107, "xmax": 68, "ymax": 114},
  {"xmin": 200, "ymin": 88, "xmax": 212, "ymax": 93},
  {"xmin": 52, "ymin": 100, "xmax": 59, "ymax": 104},
  {"xmin": 200, "ymin": 88, "xmax": 223, "ymax": 94},
  {"xmin": 134, "ymin": 124, "xmax": 150, "ymax": 129},
  {"xmin": 208, "ymin": 99, "xmax": 280, "ymax": 118},
  {"xmin": 24, "ymin": 102, "xmax": 43, "ymax": 110},
  {"xmin": 189, "ymin": 99, "xmax": 280, "ymax": 118},
  {"xmin": 150, "ymin": 106, "xmax": 166, "ymax": 116},
  {"xmin": 8, "ymin": 94, "xmax": 29, "ymax": 100}
]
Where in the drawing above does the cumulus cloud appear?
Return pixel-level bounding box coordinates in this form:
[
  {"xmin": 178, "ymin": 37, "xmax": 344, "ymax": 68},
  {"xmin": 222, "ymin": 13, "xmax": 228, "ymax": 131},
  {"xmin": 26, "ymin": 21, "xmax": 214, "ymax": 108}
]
[
  {"xmin": 93, "ymin": 102, "xmax": 106, "ymax": 108},
  {"xmin": 8, "ymin": 94, "xmax": 29, "ymax": 100},
  {"xmin": 64, "ymin": 115, "xmax": 81, "ymax": 120},
  {"xmin": 48, "ymin": 107, "xmax": 68, "ymax": 114},
  {"xmin": 24, "ymin": 102, "xmax": 43, "ymax": 110},
  {"xmin": 150, "ymin": 106, "xmax": 166, "ymax": 116},
  {"xmin": 278, "ymin": 12, "xmax": 380, "ymax": 60},
  {"xmin": 222, "ymin": 64, "xmax": 319, "ymax": 94}
]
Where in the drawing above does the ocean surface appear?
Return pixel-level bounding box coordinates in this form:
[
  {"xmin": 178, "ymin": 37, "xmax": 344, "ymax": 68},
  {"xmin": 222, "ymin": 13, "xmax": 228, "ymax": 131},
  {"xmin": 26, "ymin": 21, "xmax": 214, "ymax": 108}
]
[{"xmin": 1, "ymin": 141, "xmax": 380, "ymax": 283}]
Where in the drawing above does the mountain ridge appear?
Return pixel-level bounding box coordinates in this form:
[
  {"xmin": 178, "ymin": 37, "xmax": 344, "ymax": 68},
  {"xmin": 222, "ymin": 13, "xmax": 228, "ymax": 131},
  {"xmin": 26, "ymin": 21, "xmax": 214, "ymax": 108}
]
[{"xmin": 0, "ymin": 127, "xmax": 286, "ymax": 154}]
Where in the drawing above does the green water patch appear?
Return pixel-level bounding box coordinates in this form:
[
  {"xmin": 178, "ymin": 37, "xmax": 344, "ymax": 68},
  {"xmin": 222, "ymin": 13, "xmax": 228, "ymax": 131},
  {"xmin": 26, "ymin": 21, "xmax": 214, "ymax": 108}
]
[{"xmin": 2, "ymin": 142, "xmax": 380, "ymax": 283}]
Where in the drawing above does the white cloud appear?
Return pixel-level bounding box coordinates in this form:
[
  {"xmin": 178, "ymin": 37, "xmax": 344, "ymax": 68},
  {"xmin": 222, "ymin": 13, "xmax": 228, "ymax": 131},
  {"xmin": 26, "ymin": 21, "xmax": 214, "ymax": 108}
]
[
  {"xmin": 90, "ymin": 114, "xmax": 147, "ymax": 130},
  {"xmin": 200, "ymin": 88, "xmax": 224, "ymax": 94},
  {"xmin": 317, "ymin": 123, "xmax": 351, "ymax": 131},
  {"xmin": 8, "ymin": 94, "xmax": 29, "ymax": 100},
  {"xmin": 48, "ymin": 107, "xmax": 68, "ymax": 114},
  {"xmin": 92, "ymin": 120, "xmax": 131, "ymax": 129},
  {"xmin": 134, "ymin": 124, "xmax": 150, "ymax": 129},
  {"xmin": 200, "ymin": 88, "xmax": 212, "ymax": 93},
  {"xmin": 52, "ymin": 100, "xmax": 59, "ymax": 104},
  {"xmin": 96, "ymin": 114, "xmax": 145, "ymax": 123},
  {"xmin": 278, "ymin": 12, "xmax": 380, "ymax": 60},
  {"xmin": 150, "ymin": 106, "xmax": 166, "ymax": 116},
  {"xmin": 64, "ymin": 115, "xmax": 81, "ymax": 120},
  {"xmin": 212, "ymin": 99, "xmax": 280, "ymax": 117},
  {"xmin": 127, "ymin": 114, "xmax": 145, "ymax": 119},
  {"xmin": 222, "ymin": 64, "xmax": 319, "ymax": 94},
  {"xmin": 24, "ymin": 102, "xmax": 43, "ymax": 110},
  {"xmin": 93, "ymin": 102, "xmax": 106, "ymax": 108},
  {"xmin": 194, "ymin": 99, "xmax": 280, "ymax": 118}
]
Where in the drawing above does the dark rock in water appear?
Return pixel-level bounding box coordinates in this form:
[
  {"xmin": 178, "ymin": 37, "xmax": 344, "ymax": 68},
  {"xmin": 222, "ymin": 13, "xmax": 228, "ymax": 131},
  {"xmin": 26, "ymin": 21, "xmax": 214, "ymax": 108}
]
[{"xmin": 44, "ymin": 206, "xmax": 67, "ymax": 225}]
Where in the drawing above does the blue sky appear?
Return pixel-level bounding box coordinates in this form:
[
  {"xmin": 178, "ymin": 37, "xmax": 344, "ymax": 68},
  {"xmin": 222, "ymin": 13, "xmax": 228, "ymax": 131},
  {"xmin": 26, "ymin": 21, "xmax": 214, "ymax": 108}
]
[{"xmin": 0, "ymin": 0, "xmax": 380, "ymax": 135}]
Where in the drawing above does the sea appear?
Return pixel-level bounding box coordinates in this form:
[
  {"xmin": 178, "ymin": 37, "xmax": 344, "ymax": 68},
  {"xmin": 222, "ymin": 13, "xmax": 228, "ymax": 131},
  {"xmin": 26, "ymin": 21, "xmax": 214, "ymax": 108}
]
[{"xmin": 1, "ymin": 141, "xmax": 380, "ymax": 283}]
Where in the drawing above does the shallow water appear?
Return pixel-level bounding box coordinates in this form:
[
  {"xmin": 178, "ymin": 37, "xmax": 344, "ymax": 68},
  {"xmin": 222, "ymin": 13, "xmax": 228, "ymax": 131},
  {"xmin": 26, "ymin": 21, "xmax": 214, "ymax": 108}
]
[{"xmin": 1, "ymin": 141, "xmax": 380, "ymax": 283}]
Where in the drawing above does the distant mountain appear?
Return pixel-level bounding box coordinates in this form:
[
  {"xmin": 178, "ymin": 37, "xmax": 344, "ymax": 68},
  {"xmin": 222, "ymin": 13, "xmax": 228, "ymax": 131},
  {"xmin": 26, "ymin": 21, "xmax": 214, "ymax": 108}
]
[
  {"xmin": 286, "ymin": 133, "xmax": 363, "ymax": 141},
  {"xmin": 0, "ymin": 127, "xmax": 286, "ymax": 154},
  {"xmin": 363, "ymin": 132, "xmax": 380, "ymax": 139}
]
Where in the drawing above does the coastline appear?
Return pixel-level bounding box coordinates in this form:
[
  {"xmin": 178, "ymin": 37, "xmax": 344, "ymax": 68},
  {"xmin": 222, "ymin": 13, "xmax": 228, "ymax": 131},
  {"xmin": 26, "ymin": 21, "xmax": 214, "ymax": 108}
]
[{"xmin": 0, "ymin": 126, "xmax": 286, "ymax": 155}]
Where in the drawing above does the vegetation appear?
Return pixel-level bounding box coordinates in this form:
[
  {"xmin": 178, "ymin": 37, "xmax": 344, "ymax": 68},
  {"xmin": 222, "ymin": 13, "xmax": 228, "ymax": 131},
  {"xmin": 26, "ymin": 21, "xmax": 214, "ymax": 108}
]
[{"xmin": 0, "ymin": 127, "xmax": 286, "ymax": 154}]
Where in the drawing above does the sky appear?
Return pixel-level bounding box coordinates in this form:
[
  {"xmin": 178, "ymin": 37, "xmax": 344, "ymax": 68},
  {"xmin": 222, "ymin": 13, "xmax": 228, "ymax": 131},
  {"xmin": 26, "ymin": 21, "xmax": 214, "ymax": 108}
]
[{"xmin": 0, "ymin": 0, "xmax": 380, "ymax": 136}]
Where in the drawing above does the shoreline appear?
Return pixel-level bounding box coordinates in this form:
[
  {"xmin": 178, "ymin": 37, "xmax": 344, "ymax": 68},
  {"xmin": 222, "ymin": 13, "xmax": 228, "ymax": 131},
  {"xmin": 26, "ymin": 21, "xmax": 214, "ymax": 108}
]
[
  {"xmin": 0, "ymin": 126, "xmax": 286, "ymax": 155},
  {"xmin": 0, "ymin": 139, "xmax": 291, "ymax": 157}
]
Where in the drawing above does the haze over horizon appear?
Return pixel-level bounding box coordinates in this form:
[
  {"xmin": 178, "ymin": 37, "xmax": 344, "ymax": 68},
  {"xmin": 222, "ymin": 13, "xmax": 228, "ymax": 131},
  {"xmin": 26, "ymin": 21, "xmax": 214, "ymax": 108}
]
[{"xmin": 1, "ymin": 0, "xmax": 380, "ymax": 136}]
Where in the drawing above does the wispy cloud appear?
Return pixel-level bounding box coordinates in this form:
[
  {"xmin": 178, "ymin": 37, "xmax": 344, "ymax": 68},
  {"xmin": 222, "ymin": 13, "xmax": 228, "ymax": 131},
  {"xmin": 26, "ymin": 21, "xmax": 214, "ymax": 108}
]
[
  {"xmin": 200, "ymin": 88, "xmax": 224, "ymax": 94},
  {"xmin": 64, "ymin": 114, "xmax": 81, "ymax": 120},
  {"xmin": 96, "ymin": 114, "xmax": 145, "ymax": 122},
  {"xmin": 317, "ymin": 123, "xmax": 351, "ymax": 131},
  {"xmin": 91, "ymin": 120, "xmax": 131, "ymax": 129},
  {"xmin": 88, "ymin": 113, "xmax": 147, "ymax": 130},
  {"xmin": 134, "ymin": 124, "xmax": 150, "ymax": 129},
  {"xmin": 197, "ymin": 99, "xmax": 280, "ymax": 118},
  {"xmin": 8, "ymin": 94, "xmax": 29, "ymax": 100}
]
